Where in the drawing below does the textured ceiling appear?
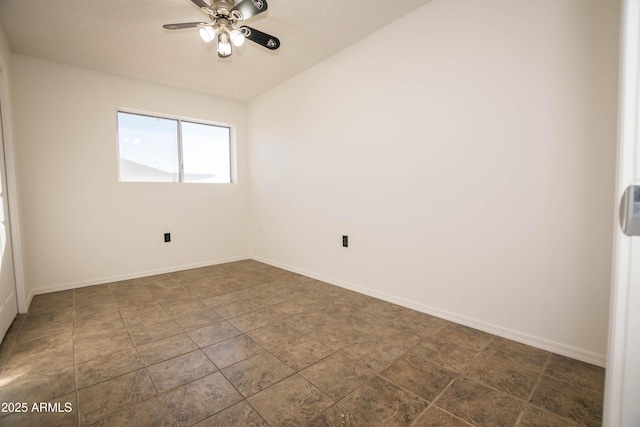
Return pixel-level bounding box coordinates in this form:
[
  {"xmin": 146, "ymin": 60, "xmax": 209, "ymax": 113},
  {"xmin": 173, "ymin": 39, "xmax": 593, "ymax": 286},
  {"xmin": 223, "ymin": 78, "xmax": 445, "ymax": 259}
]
[{"xmin": 0, "ymin": 0, "xmax": 432, "ymax": 102}]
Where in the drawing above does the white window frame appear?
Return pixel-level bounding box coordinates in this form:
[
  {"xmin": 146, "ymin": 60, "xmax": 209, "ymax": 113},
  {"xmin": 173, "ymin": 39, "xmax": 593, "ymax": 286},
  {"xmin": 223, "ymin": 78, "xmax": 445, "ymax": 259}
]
[{"xmin": 116, "ymin": 108, "xmax": 236, "ymax": 184}]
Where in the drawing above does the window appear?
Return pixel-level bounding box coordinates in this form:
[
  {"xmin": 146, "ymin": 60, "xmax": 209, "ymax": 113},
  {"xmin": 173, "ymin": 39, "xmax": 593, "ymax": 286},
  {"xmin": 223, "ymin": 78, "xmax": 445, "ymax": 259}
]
[{"xmin": 117, "ymin": 111, "xmax": 232, "ymax": 183}]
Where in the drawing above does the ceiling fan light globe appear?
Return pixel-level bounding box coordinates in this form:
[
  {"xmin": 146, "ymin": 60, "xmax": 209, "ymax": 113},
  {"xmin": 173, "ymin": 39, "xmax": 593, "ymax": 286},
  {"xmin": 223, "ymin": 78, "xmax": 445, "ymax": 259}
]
[
  {"xmin": 199, "ymin": 26, "xmax": 216, "ymax": 43},
  {"xmin": 217, "ymin": 32, "xmax": 233, "ymax": 57},
  {"xmin": 230, "ymin": 30, "xmax": 245, "ymax": 47}
]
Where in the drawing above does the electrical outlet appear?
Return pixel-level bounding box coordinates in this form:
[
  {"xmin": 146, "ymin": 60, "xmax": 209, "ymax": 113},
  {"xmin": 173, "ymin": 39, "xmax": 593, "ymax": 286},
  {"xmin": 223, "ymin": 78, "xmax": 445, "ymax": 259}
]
[
  {"xmin": 342, "ymin": 235, "xmax": 348, "ymax": 247},
  {"xmin": 164, "ymin": 233, "xmax": 171, "ymax": 243}
]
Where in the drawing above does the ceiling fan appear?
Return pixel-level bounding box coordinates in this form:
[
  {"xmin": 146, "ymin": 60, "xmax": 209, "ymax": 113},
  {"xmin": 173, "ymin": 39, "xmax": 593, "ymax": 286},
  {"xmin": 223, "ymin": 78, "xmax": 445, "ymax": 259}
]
[{"xmin": 163, "ymin": 0, "xmax": 280, "ymax": 58}]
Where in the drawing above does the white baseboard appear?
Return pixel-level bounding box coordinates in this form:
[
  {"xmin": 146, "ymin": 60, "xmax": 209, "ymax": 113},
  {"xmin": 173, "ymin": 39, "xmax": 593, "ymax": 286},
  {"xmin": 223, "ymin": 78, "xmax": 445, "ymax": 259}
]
[
  {"xmin": 250, "ymin": 255, "xmax": 607, "ymax": 367},
  {"xmin": 29, "ymin": 255, "xmax": 250, "ymax": 298},
  {"xmin": 24, "ymin": 290, "xmax": 34, "ymax": 314}
]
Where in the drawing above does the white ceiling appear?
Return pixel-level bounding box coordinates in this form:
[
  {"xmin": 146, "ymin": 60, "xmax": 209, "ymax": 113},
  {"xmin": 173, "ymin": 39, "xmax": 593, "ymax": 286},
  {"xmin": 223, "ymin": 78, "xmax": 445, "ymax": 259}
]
[{"xmin": 0, "ymin": 0, "xmax": 432, "ymax": 102}]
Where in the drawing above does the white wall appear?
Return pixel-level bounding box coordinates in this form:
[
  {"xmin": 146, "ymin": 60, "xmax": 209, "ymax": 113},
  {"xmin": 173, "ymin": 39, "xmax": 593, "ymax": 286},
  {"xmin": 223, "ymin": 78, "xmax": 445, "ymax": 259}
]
[
  {"xmin": 12, "ymin": 55, "xmax": 250, "ymax": 299},
  {"xmin": 248, "ymin": 0, "xmax": 620, "ymax": 364}
]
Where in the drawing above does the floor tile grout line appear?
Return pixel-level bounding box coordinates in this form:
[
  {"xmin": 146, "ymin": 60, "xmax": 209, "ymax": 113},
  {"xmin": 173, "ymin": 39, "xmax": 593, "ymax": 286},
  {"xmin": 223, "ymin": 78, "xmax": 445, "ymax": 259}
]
[
  {"xmin": 76, "ymin": 284, "xmax": 131, "ymax": 425},
  {"xmin": 534, "ymin": 371, "xmax": 607, "ymax": 396},
  {"xmin": 208, "ymin": 345, "xmax": 315, "ymax": 425},
  {"xmin": 525, "ymin": 352, "xmax": 551, "ymax": 404},
  {"xmin": 518, "ymin": 352, "xmax": 590, "ymax": 427},
  {"xmin": 434, "ymin": 333, "xmax": 554, "ymax": 407},
  {"xmin": 81, "ymin": 394, "xmax": 168, "ymax": 426},
  {"xmin": 216, "ymin": 357, "xmax": 297, "ymax": 401},
  {"xmin": 337, "ymin": 373, "xmax": 430, "ymax": 426},
  {"xmin": 414, "ymin": 334, "xmax": 492, "ymax": 426},
  {"xmin": 446, "ymin": 369, "xmax": 537, "ymax": 407},
  {"xmin": 309, "ymin": 402, "xmax": 374, "ymax": 427},
  {"xmin": 408, "ymin": 399, "xmax": 473, "ymax": 427},
  {"xmin": 442, "ymin": 342, "xmax": 596, "ymax": 427}
]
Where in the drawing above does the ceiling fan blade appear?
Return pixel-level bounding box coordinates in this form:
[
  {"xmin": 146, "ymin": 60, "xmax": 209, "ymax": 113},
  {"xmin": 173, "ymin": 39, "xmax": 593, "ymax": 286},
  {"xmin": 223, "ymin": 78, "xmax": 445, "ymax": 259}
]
[
  {"xmin": 190, "ymin": 0, "xmax": 210, "ymax": 9},
  {"xmin": 232, "ymin": 0, "xmax": 268, "ymax": 20},
  {"xmin": 190, "ymin": 0, "xmax": 215, "ymax": 15},
  {"xmin": 163, "ymin": 22, "xmax": 206, "ymax": 30},
  {"xmin": 241, "ymin": 26, "xmax": 280, "ymax": 50}
]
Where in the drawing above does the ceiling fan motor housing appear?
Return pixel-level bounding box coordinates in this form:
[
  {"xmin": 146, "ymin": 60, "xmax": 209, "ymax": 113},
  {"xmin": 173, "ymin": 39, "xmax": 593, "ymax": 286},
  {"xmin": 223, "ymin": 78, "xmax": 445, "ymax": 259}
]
[{"xmin": 210, "ymin": 0, "xmax": 235, "ymax": 17}]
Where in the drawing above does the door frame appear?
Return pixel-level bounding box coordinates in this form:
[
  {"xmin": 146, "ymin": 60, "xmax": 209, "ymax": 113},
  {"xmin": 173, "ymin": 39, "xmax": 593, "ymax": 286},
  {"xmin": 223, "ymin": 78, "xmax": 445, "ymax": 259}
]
[
  {"xmin": 0, "ymin": 56, "xmax": 27, "ymax": 314},
  {"xmin": 604, "ymin": 0, "xmax": 640, "ymax": 424}
]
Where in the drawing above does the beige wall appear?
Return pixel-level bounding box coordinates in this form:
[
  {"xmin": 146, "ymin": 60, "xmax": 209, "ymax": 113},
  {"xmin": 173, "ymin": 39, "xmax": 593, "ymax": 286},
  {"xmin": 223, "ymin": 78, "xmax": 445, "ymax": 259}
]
[
  {"xmin": 248, "ymin": 0, "xmax": 620, "ymax": 364},
  {"xmin": 12, "ymin": 55, "xmax": 251, "ymax": 299}
]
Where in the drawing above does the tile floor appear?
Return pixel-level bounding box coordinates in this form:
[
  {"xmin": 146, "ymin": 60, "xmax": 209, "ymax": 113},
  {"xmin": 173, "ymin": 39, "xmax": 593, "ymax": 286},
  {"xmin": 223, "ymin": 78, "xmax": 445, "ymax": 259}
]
[{"xmin": 0, "ymin": 260, "xmax": 605, "ymax": 426}]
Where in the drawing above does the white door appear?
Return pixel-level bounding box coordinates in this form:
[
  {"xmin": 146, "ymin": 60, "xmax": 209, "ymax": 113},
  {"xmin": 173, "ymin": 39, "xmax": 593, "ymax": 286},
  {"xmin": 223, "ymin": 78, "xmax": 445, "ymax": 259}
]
[
  {"xmin": 604, "ymin": 0, "xmax": 640, "ymax": 425},
  {"xmin": 0, "ymin": 73, "xmax": 17, "ymax": 342}
]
